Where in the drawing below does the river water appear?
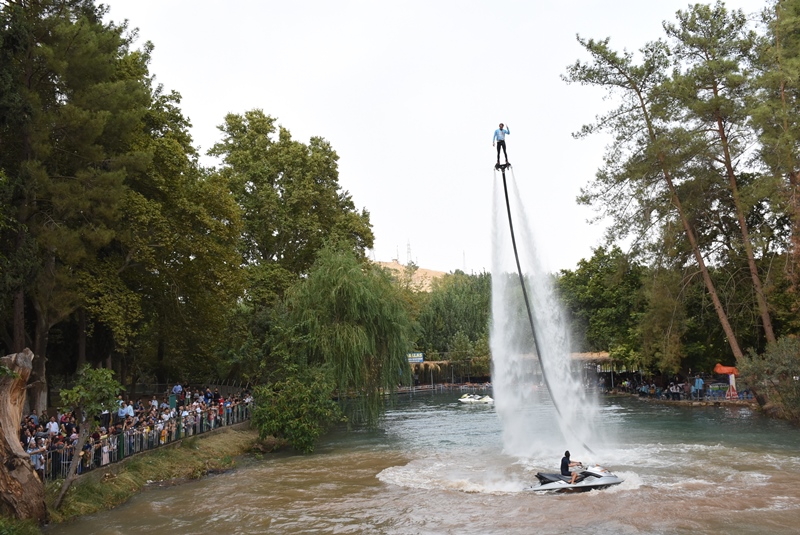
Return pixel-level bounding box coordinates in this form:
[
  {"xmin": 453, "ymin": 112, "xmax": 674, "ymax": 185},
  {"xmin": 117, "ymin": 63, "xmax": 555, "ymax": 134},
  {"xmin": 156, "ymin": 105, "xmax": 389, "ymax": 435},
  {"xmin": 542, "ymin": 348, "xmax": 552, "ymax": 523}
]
[{"xmin": 49, "ymin": 392, "xmax": 800, "ymax": 535}]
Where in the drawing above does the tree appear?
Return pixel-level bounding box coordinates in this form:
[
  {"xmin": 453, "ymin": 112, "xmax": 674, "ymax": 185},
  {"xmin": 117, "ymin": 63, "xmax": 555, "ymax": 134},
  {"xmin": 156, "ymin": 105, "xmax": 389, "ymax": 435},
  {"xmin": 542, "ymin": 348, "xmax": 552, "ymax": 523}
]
[
  {"xmin": 638, "ymin": 268, "xmax": 689, "ymax": 374},
  {"xmin": 1, "ymin": 2, "xmax": 245, "ymax": 392},
  {"xmin": 286, "ymin": 244, "xmax": 413, "ymax": 425},
  {"xmin": 209, "ymin": 109, "xmax": 373, "ymax": 301},
  {"xmin": 664, "ymin": 1, "xmax": 776, "ymax": 344},
  {"xmin": 564, "ymin": 31, "xmax": 747, "ymax": 362},
  {"xmin": 448, "ymin": 330, "xmax": 474, "ymax": 382},
  {"xmin": 252, "ymin": 368, "xmax": 342, "ymax": 453},
  {"xmin": 0, "ymin": 1, "xmax": 153, "ymax": 410},
  {"xmin": 53, "ymin": 365, "xmax": 122, "ymax": 509},
  {"xmin": 556, "ymin": 247, "xmax": 645, "ymax": 362},
  {"xmin": 385, "ymin": 261, "xmax": 429, "ymax": 325},
  {"xmin": 752, "ymin": 0, "xmax": 800, "ymax": 280},
  {"xmin": 416, "ymin": 271, "xmax": 491, "ymax": 354},
  {"xmin": 740, "ymin": 336, "xmax": 800, "ymax": 421},
  {"xmin": 110, "ymin": 87, "xmax": 244, "ymax": 384},
  {"xmin": 0, "ymin": 349, "xmax": 46, "ymax": 524}
]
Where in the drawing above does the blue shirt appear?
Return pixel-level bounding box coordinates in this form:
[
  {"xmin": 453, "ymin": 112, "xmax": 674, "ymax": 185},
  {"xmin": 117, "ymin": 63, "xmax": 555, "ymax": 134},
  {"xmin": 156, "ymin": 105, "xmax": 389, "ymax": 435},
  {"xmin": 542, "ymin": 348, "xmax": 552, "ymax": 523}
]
[
  {"xmin": 694, "ymin": 377, "xmax": 704, "ymax": 390},
  {"xmin": 493, "ymin": 127, "xmax": 510, "ymax": 142}
]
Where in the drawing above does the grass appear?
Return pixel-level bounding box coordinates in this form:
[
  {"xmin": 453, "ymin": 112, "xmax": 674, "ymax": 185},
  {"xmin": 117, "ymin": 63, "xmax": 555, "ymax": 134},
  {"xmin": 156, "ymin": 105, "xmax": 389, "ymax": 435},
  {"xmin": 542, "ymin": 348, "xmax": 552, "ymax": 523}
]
[
  {"xmin": 45, "ymin": 426, "xmax": 260, "ymax": 524},
  {"xmin": 0, "ymin": 517, "xmax": 40, "ymax": 535}
]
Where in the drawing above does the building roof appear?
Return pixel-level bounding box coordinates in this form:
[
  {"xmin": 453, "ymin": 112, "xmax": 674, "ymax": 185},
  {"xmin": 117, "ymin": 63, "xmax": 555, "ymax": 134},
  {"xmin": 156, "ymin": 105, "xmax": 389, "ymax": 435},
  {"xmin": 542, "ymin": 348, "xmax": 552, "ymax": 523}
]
[{"xmin": 571, "ymin": 352, "xmax": 612, "ymax": 362}]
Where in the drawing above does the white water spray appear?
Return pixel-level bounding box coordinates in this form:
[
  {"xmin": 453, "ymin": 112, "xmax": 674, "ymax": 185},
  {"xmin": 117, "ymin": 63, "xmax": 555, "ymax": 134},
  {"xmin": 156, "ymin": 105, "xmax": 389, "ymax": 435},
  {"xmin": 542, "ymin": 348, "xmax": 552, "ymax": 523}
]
[{"xmin": 490, "ymin": 168, "xmax": 602, "ymax": 460}]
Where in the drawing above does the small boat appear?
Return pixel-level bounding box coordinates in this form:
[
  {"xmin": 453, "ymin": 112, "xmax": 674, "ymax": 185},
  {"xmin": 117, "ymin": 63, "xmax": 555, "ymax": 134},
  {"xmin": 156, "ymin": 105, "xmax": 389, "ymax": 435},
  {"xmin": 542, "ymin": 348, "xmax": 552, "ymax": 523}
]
[
  {"xmin": 526, "ymin": 464, "xmax": 623, "ymax": 492},
  {"xmin": 458, "ymin": 394, "xmax": 494, "ymax": 404}
]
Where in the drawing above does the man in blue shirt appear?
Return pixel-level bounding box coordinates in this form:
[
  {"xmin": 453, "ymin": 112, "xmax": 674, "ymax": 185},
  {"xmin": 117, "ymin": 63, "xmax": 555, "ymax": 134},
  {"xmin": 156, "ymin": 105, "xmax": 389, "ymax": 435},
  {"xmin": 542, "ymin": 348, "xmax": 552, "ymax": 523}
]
[
  {"xmin": 693, "ymin": 375, "xmax": 705, "ymax": 400},
  {"xmin": 493, "ymin": 123, "xmax": 510, "ymax": 165}
]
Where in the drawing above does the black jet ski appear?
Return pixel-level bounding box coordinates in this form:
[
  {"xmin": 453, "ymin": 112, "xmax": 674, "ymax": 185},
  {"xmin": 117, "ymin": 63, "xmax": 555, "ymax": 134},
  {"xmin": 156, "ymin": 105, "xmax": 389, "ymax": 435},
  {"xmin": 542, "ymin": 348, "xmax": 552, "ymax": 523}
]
[{"xmin": 527, "ymin": 464, "xmax": 623, "ymax": 492}]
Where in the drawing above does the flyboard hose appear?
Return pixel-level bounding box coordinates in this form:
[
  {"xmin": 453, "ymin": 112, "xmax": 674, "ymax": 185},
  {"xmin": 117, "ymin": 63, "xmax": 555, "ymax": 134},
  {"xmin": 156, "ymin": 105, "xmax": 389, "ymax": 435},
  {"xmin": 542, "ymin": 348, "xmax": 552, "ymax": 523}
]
[{"xmin": 497, "ymin": 164, "xmax": 595, "ymax": 456}]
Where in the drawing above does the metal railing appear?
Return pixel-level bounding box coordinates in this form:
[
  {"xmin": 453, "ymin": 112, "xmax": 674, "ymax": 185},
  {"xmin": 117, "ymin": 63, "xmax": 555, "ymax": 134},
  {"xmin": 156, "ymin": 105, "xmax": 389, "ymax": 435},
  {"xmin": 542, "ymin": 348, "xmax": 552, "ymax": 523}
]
[{"xmin": 35, "ymin": 402, "xmax": 251, "ymax": 483}]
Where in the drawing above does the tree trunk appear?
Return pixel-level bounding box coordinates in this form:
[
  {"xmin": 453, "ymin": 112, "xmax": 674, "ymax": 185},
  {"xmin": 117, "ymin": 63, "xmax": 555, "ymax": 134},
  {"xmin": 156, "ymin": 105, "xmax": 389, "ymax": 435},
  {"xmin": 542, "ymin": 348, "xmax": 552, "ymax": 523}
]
[
  {"xmin": 715, "ymin": 114, "xmax": 776, "ymax": 344},
  {"xmin": 664, "ymin": 171, "xmax": 745, "ymax": 361},
  {"xmin": 53, "ymin": 424, "xmax": 89, "ymax": 510},
  {"xmin": 30, "ymin": 312, "xmax": 50, "ymax": 415},
  {"xmin": 77, "ymin": 307, "xmax": 87, "ymax": 370},
  {"xmin": 632, "ymin": 83, "xmax": 747, "ymax": 362},
  {"xmin": 0, "ymin": 349, "xmax": 48, "ymax": 523},
  {"xmin": 12, "ymin": 289, "xmax": 25, "ymax": 353}
]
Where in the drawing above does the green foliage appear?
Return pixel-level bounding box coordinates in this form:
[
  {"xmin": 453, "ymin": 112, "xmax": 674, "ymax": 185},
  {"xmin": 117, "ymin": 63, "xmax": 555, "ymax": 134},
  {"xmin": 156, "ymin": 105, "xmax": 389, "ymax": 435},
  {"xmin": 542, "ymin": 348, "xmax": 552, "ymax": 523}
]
[
  {"xmin": 54, "ymin": 365, "xmax": 124, "ymax": 508},
  {"xmin": 470, "ymin": 333, "xmax": 491, "ymax": 377},
  {"xmin": 417, "ymin": 271, "xmax": 491, "ymax": 354},
  {"xmin": 741, "ymin": 336, "xmax": 800, "ymax": 421},
  {"xmin": 59, "ymin": 366, "xmax": 122, "ymax": 423},
  {"xmin": 209, "ymin": 109, "xmax": 373, "ymax": 299},
  {"xmin": 448, "ymin": 330, "xmax": 473, "ymax": 362},
  {"xmin": 252, "ymin": 369, "xmax": 343, "ymax": 453},
  {"xmin": 385, "ymin": 261, "xmax": 429, "ymax": 325},
  {"xmin": 0, "ymin": 517, "xmax": 40, "ymax": 535},
  {"xmin": 556, "ymin": 247, "xmax": 645, "ymax": 358},
  {"xmin": 0, "ymin": 1, "xmax": 245, "ymax": 387},
  {"xmin": 638, "ymin": 269, "xmax": 688, "ymax": 374},
  {"xmin": 0, "ymin": 0, "xmax": 153, "ymax": 330},
  {"xmin": 287, "ymin": 244, "xmax": 412, "ymax": 425},
  {"xmin": 562, "ymin": 1, "xmax": 800, "ymax": 375},
  {"xmin": 752, "ymin": 0, "xmax": 800, "ymax": 184}
]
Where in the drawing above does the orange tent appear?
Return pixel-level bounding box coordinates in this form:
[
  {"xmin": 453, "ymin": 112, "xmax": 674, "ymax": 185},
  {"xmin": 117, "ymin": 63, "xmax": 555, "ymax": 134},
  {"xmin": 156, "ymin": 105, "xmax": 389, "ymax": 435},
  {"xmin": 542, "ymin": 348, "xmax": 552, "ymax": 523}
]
[{"xmin": 713, "ymin": 363, "xmax": 739, "ymax": 377}]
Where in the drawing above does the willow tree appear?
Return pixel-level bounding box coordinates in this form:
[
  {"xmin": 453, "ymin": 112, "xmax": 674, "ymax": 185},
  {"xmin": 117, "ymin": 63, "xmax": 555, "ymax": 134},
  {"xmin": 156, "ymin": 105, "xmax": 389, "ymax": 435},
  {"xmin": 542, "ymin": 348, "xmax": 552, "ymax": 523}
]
[{"xmin": 287, "ymin": 245, "xmax": 413, "ymax": 425}]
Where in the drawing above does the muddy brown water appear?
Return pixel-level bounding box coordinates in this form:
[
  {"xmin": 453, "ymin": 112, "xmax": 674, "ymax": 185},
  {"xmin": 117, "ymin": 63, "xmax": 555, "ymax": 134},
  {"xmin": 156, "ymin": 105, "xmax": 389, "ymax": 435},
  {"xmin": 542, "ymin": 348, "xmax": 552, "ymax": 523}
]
[{"xmin": 47, "ymin": 393, "xmax": 800, "ymax": 534}]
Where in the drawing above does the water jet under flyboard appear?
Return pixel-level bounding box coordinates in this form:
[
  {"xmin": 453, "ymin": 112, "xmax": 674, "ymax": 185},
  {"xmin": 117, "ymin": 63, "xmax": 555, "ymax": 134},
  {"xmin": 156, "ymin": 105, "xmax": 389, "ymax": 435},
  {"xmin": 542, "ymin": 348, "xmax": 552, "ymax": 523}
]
[{"xmin": 489, "ymin": 164, "xmax": 603, "ymax": 460}]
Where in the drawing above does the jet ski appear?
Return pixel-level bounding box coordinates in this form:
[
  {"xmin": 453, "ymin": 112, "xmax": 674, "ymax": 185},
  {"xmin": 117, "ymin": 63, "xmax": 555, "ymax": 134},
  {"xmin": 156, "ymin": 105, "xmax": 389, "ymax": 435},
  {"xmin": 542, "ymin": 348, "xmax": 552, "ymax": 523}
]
[
  {"xmin": 527, "ymin": 464, "xmax": 623, "ymax": 492},
  {"xmin": 458, "ymin": 394, "xmax": 494, "ymax": 404}
]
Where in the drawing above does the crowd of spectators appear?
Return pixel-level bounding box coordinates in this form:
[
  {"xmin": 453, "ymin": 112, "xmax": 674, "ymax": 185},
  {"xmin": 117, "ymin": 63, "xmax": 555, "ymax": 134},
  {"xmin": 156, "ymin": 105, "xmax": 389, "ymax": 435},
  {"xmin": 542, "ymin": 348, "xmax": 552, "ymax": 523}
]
[
  {"xmin": 613, "ymin": 375, "xmax": 753, "ymax": 401},
  {"xmin": 19, "ymin": 384, "xmax": 252, "ymax": 483}
]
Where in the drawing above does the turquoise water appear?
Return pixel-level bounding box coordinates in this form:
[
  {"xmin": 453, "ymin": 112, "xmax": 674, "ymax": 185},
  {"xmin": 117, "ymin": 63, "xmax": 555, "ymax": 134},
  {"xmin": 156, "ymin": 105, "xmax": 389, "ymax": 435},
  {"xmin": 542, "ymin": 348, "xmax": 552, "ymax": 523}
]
[{"xmin": 48, "ymin": 392, "xmax": 800, "ymax": 534}]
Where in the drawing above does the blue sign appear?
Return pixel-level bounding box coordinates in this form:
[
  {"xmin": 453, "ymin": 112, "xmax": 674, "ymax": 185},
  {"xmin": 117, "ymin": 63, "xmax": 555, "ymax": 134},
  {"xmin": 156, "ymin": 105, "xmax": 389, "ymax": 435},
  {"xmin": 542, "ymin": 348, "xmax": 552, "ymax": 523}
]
[{"xmin": 407, "ymin": 352, "xmax": 424, "ymax": 363}]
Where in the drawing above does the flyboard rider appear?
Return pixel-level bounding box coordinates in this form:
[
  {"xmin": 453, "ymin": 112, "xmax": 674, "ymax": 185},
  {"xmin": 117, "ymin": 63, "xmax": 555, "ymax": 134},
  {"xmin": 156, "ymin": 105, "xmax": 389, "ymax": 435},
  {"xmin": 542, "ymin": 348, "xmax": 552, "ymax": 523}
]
[{"xmin": 493, "ymin": 122, "xmax": 510, "ymax": 166}]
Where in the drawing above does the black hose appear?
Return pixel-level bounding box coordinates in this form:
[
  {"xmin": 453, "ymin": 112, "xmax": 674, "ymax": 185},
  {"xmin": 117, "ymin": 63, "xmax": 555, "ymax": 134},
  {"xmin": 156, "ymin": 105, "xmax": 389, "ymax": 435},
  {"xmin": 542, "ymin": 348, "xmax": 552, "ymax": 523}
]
[{"xmin": 498, "ymin": 165, "xmax": 595, "ymax": 456}]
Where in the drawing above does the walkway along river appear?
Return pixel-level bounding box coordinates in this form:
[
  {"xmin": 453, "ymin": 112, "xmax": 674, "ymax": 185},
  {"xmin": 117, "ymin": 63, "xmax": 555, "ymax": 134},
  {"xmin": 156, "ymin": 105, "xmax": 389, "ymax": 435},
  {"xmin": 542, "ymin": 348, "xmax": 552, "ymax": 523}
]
[{"xmin": 47, "ymin": 391, "xmax": 800, "ymax": 535}]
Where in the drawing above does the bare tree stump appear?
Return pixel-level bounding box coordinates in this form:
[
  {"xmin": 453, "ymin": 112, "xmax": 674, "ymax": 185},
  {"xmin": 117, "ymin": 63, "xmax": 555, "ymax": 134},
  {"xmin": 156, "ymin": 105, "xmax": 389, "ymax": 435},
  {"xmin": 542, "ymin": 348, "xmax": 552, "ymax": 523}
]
[{"xmin": 0, "ymin": 349, "xmax": 47, "ymax": 523}]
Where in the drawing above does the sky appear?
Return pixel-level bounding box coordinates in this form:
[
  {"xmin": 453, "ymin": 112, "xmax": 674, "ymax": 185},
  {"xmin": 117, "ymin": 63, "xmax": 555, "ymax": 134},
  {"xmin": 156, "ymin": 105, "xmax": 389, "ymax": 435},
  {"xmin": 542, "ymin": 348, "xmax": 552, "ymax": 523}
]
[{"xmin": 102, "ymin": 0, "xmax": 768, "ymax": 274}]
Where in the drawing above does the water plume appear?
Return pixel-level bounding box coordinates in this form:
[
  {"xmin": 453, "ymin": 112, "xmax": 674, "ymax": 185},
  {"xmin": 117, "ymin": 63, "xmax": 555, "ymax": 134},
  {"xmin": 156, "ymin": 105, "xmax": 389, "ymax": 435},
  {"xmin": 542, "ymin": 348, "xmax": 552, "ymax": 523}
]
[{"xmin": 490, "ymin": 167, "xmax": 600, "ymax": 459}]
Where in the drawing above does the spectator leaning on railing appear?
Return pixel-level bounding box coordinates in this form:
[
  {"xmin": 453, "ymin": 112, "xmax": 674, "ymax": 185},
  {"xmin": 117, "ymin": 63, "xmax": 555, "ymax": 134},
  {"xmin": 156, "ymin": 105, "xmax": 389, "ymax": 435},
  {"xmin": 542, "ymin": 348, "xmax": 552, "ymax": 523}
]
[{"xmin": 20, "ymin": 388, "xmax": 253, "ymax": 483}]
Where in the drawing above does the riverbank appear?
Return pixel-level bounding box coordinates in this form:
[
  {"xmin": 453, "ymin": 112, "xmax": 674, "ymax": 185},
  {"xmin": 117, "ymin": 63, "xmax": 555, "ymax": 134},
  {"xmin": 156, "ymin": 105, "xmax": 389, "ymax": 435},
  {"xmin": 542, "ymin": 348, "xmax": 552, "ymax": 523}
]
[
  {"xmin": 608, "ymin": 389, "xmax": 759, "ymax": 409},
  {"xmin": 45, "ymin": 424, "xmax": 260, "ymax": 526}
]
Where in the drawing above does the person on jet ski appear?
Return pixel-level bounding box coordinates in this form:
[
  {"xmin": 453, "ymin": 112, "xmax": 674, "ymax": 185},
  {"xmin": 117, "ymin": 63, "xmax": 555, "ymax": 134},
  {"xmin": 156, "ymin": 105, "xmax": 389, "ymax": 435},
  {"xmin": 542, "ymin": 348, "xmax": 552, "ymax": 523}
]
[{"xmin": 561, "ymin": 450, "xmax": 582, "ymax": 484}]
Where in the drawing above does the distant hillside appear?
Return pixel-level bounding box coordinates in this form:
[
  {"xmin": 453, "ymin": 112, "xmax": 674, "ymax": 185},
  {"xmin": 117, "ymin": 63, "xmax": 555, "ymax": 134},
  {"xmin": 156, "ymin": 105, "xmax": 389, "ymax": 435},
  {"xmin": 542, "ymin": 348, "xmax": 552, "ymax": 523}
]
[{"xmin": 376, "ymin": 260, "xmax": 447, "ymax": 292}]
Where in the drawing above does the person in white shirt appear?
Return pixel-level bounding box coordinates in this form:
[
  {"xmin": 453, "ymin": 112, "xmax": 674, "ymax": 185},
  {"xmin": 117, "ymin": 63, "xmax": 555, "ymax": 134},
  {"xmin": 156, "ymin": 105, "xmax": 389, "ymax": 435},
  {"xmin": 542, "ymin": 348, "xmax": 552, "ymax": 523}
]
[{"xmin": 46, "ymin": 416, "xmax": 59, "ymax": 436}]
